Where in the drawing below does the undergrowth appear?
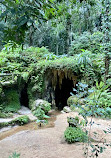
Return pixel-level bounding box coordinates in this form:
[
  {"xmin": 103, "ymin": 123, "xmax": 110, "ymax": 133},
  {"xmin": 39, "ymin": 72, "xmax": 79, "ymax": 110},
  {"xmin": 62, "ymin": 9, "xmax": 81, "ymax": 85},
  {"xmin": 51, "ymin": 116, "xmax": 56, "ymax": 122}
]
[{"xmin": 64, "ymin": 127, "xmax": 87, "ymax": 143}]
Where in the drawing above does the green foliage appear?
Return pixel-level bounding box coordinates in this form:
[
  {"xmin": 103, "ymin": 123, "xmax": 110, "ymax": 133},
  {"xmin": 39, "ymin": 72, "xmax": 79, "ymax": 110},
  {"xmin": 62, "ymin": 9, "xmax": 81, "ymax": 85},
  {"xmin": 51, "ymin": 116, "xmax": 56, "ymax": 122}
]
[
  {"xmin": 9, "ymin": 152, "xmax": 20, "ymax": 158},
  {"xmin": 3, "ymin": 89, "xmax": 20, "ymax": 113},
  {"xmin": 33, "ymin": 107, "xmax": 45, "ymax": 120},
  {"xmin": 36, "ymin": 54, "xmax": 101, "ymax": 85},
  {"xmin": 0, "ymin": 86, "xmax": 3, "ymax": 95},
  {"xmin": 94, "ymin": 107, "xmax": 111, "ymax": 118},
  {"xmin": 67, "ymin": 96, "xmax": 78, "ymax": 106},
  {"xmin": 0, "ymin": 111, "xmax": 12, "ymax": 118},
  {"xmin": 21, "ymin": 72, "xmax": 29, "ymax": 82},
  {"xmin": 32, "ymin": 100, "xmax": 51, "ymax": 123},
  {"xmin": 13, "ymin": 115, "xmax": 30, "ymax": 126},
  {"xmin": 0, "ymin": 115, "xmax": 30, "ymax": 128},
  {"xmin": 67, "ymin": 116, "xmax": 79, "ymax": 127},
  {"xmin": 71, "ymin": 81, "xmax": 111, "ymax": 118},
  {"xmin": 69, "ymin": 32, "xmax": 104, "ymax": 55},
  {"xmin": 40, "ymin": 101, "xmax": 51, "ymax": 114},
  {"xmin": 72, "ymin": 81, "xmax": 111, "ymax": 157},
  {"xmin": 64, "ymin": 127, "xmax": 87, "ymax": 143},
  {"xmin": 0, "ymin": 46, "xmax": 50, "ymax": 75},
  {"xmin": 0, "ymin": 0, "xmax": 55, "ymax": 45},
  {"xmin": 67, "ymin": 96, "xmax": 86, "ymax": 107},
  {"xmin": 27, "ymin": 85, "xmax": 36, "ymax": 109},
  {"xmin": 88, "ymin": 81, "xmax": 111, "ymax": 108}
]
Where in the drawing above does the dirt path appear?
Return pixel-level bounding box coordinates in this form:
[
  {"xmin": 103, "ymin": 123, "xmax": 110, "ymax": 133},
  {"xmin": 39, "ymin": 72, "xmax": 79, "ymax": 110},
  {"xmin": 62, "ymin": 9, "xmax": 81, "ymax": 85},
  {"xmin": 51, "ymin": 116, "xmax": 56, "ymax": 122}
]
[{"xmin": 0, "ymin": 112, "xmax": 111, "ymax": 158}]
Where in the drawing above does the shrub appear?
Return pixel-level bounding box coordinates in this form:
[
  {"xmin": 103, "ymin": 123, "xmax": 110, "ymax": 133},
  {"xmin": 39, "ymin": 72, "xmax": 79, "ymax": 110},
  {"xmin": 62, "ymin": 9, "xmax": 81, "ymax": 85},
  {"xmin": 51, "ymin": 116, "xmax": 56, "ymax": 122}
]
[
  {"xmin": 32, "ymin": 100, "xmax": 51, "ymax": 114},
  {"xmin": 64, "ymin": 127, "xmax": 87, "ymax": 143},
  {"xmin": 33, "ymin": 107, "xmax": 45, "ymax": 120},
  {"xmin": 67, "ymin": 116, "xmax": 79, "ymax": 127},
  {"xmin": 32, "ymin": 100, "xmax": 51, "ymax": 126},
  {"xmin": 12, "ymin": 115, "xmax": 30, "ymax": 125},
  {"xmin": 88, "ymin": 82, "xmax": 111, "ymax": 108},
  {"xmin": 106, "ymin": 107, "xmax": 111, "ymax": 116},
  {"xmin": 40, "ymin": 101, "xmax": 51, "ymax": 114}
]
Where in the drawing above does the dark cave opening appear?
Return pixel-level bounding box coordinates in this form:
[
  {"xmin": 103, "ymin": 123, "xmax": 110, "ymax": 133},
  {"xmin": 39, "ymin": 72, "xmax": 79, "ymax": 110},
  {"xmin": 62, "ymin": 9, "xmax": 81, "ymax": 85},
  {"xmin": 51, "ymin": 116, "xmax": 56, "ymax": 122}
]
[
  {"xmin": 20, "ymin": 84, "xmax": 29, "ymax": 107},
  {"xmin": 55, "ymin": 78, "xmax": 74, "ymax": 110}
]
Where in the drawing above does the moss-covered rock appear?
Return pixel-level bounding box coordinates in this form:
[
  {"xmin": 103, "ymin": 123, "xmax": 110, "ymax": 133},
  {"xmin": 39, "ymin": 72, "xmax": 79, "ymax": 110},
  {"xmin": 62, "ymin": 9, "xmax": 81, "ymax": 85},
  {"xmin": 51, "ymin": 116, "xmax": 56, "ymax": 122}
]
[
  {"xmin": 3, "ymin": 88, "xmax": 20, "ymax": 113},
  {"xmin": 67, "ymin": 96, "xmax": 86, "ymax": 107},
  {"xmin": 12, "ymin": 115, "xmax": 30, "ymax": 125},
  {"xmin": 67, "ymin": 96, "xmax": 79, "ymax": 106},
  {"xmin": 0, "ymin": 111, "xmax": 13, "ymax": 118},
  {"xmin": 63, "ymin": 106, "xmax": 71, "ymax": 113},
  {"xmin": 32, "ymin": 99, "xmax": 51, "ymax": 114},
  {"xmin": 0, "ymin": 115, "xmax": 30, "ymax": 128}
]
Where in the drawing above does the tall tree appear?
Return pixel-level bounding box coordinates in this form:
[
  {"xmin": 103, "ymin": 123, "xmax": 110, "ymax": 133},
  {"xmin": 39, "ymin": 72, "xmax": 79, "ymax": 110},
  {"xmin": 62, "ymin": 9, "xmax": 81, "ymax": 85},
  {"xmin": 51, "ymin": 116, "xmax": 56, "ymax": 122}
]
[
  {"xmin": 102, "ymin": 0, "xmax": 111, "ymax": 81},
  {"xmin": 0, "ymin": 0, "xmax": 56, "ymax": 46}
]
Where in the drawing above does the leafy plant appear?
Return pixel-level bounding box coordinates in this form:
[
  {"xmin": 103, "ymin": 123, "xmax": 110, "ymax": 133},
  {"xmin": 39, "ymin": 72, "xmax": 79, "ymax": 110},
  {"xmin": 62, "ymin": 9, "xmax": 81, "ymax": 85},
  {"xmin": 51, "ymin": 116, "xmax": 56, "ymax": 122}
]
[
  {"xmin": 69, "ymin": 32, "xmax": 103, "ymax": 55},
  {"xmin": 88, "ymin": 81, "xmax": 111, "ymax": 108},
  {"xmin": 67, "ymin": 116, "xmax": 79, "ymax": 127},
  {"xmin": 13, "ymin": 115, "xmax": 30, "ymax": 125},
  {"xmin": 9, "ymin": 152, "xmax": 20, "ymax": 158},
  {"xmin": 32, "ymin": 100, "xmax": 51, "ymax": 126},
  {"xmin": 40, "ymin": 101, "xmax": 51, "ymax": 114},
  {"xmin": 0, "ymin": 115, "xmax": 30, "ymax": 128},
  {"xmin": 64, "ymin": 127, "xmax": 87, "ymax": 143},
  {"xmin": 33, "ymin": 107, "xmax": 45, "ymax": 120}
]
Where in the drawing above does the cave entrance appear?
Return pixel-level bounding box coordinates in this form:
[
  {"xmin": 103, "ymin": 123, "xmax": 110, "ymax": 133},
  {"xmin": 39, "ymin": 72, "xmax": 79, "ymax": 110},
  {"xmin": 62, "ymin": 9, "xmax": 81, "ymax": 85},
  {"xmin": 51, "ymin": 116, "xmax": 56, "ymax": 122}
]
[
  {"xmin": 20, "ymin": 84, "xmax": 29, "ymax": 108},
  {"xmin": 55, "ymin": 78, "xmax": 74, "ymax": 110}
]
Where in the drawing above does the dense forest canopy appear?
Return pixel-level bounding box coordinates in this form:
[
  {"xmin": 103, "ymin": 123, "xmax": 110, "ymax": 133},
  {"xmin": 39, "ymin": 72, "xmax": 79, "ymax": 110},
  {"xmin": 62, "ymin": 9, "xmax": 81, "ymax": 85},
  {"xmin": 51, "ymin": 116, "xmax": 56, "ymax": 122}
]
[{"xmin": 0, "ymin": 0, "xmax": 111, "ymax": 80}]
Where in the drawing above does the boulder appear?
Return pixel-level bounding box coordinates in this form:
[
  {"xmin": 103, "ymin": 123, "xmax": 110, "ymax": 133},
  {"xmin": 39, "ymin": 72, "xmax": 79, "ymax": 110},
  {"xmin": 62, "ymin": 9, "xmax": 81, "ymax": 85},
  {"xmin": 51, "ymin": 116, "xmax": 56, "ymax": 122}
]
[
  {"xmin": 32, "ymin": 99, "xmax": 51, "ymax": 114},
  {"xmin": 35, "ymin": 99, "xmax": 45, "ymax": 107},
  {"xmin": 63, "ymin": 106, "xmax": 71, "ymax": 113},
  {"xmin": 67, "ymin": 96, "xmax": 86, "ymax": 107},
  {"xmin": 67, "ymin": 96, "xmax": 78, "ymax": 106}
]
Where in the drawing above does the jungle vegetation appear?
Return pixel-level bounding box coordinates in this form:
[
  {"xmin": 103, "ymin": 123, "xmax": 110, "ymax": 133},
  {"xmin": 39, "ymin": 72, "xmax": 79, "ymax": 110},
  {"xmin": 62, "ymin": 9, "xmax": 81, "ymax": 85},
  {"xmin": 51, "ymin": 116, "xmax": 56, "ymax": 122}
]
[
  {"xmin": 0, "ymin": 1, "xmax": 111, "ymax": 116},
  {"xmin": 0, "ymin": 1, "xmax": 111, "ymax": 157}
]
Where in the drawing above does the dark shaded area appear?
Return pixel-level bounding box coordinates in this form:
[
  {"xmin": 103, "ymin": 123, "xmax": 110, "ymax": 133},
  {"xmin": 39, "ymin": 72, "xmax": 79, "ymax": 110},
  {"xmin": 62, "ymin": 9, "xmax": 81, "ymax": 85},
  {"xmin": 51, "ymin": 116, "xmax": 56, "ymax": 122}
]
[
  {"xmin": 20, "ymin": 84, "xmax": 29, "ymax": 107},
  {"xmin": 55, "ymin": 78, "xmax": 74, "ymax": 110}
]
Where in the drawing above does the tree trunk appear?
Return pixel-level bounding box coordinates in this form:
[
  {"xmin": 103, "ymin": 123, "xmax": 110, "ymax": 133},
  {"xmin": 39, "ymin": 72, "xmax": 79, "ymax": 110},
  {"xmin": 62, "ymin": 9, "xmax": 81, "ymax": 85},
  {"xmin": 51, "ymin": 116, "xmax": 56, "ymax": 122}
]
[
  {"xmin": 65, "ymin": 0, "xmax": 72, "ymax": 54},
  {"xmin": 103, "ymin": 0, "xmax": 110, "ymax": 82},
  {"xmin": 29, "ymin": 26, "xmax": 33, "ymax": 47}
]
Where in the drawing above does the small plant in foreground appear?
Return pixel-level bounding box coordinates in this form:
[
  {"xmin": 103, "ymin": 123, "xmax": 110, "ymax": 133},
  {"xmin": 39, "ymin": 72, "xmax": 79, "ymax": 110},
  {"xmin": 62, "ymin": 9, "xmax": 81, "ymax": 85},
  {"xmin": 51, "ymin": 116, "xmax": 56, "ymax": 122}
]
[{"xmin": 9, "ymin": 152, "xmax": 20, "ymax": 158}]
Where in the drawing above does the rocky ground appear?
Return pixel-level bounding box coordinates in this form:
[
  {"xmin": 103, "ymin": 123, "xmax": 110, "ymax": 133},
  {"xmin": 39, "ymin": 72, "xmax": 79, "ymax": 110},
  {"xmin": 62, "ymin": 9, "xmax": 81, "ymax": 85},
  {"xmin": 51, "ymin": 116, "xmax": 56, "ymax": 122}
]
[{"xmin": 0, "ymin": 110, "xmax": 111, "ymax": 158}]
